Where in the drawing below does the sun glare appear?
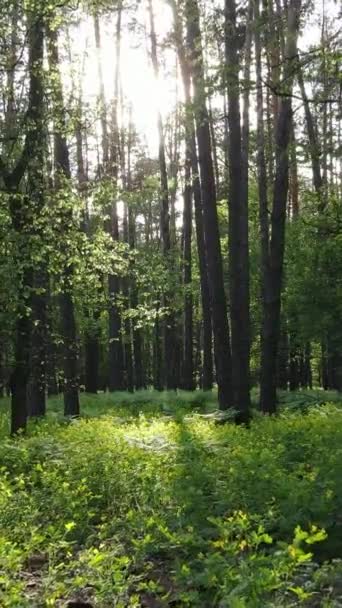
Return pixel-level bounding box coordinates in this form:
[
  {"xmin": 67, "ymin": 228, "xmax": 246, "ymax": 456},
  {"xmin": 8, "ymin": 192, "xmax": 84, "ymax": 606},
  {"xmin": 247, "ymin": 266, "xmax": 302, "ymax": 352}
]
[{"xmin": 65, "ymin": 1, "xmax": 177, "ymax": 161}]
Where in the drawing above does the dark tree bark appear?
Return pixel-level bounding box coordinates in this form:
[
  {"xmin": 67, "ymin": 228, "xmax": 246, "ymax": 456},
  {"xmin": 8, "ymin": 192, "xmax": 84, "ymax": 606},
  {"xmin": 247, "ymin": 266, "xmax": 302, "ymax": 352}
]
[
  {"xmin": 0, "ymin": 348, "xmax": 4, "ymax": 398},
  {"xmin": 95, "ymin": 8, "xmax": 124, "ymax": 391},
  {"xmin": 0, "ymin": 9, "xmax": 45, "ymax": 433},
  {"xmin": 276, "ymin": 325, "xmax": 289, "ymax": 390},
  {"xmin": 208, "ymin": 98, "xmax": 220, "ymax": 195},
  {"xmin": 192, "ymin": 321, "xmax": 200, "ymax": 386},
  {"xmin": 289, "ymin": 124, "xmax": 299, "ymax": 217},
  {"xmin": 171, "ymin": 0, "xmax": 213, "ymax": 390},
  {"xmin": 289, "ymin": 336, "xmax": 300, "ymax": 391},
  {"xmin": 84, "ymin": 332, "xmax": 100, "ymax": 394},
  {"xmin": 27, "ymin": 26, "xmax": 49, "ymax": 418},
  {"xmin": 47, "ymin": 24, "xmax": 80, "ymax": 416},
  {"xmin": 182, "ymin": 146, "xmax": 194, "ymax": 390},
  {"xmin": 94, "ymin": 12, "xmax": 109, "ymax": 173},
  {"xmin": 254, "ymin": 0, "xmax": 270, "ymax": 391},
  {"xmin": 185, "ymin": 0, "xmax": 233, "ymax": 409},
  {"xmin": 148, "ymin": 0, "xmax": 177, "ymax": 390},
  {"xmin": 297, "ymin": 64, "xmax": 325, "ymax": 207},
  {"xmin": 46, "ymin": 309, "xmax": 59, "ymax": 396},
  {"xmin": 126, "ymin": 111, "xmax": 144, "ymax": 390},
  {"xmin": 128, "ymin": 202, "xmax": 144, "ymax": 389},
  {"xmin": 28, "ymin": 267, "xmax": 48, "ymax": 417},
  {"xmin": 225, "ymin": 0, "xmax": 251, "ymax": 422},
  {"xmin": 123, "ymin": 202, "xmax": 134, "ymax": 393},
  {"xmin": 259, "ymin": 0, "xmax": 301, "ymax": 414},
  {"xmin": 153, "ymin": 304, "xmax": 163, "ymax": 391},
  {"xmin": 304, "ymin": 343, "xmax": 312, "ymax": 389},
  {"xmin": 72, "ymin": 57, "xmax": 100, "ymax": 395},
  {"xmin": 192, "ymin": 158, "xmax": 214, "ymax": 392}
]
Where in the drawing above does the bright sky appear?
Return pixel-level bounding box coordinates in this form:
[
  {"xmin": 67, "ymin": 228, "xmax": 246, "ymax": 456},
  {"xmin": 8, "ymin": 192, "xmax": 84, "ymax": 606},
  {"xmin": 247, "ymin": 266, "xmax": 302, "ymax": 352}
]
[
  {"xmin": 65, "ymin": 0, "xmax": 177, "ymax": 161},
  {"xmin": 64, "ymin": 0, "xmax": 340, "ymax": 168}
]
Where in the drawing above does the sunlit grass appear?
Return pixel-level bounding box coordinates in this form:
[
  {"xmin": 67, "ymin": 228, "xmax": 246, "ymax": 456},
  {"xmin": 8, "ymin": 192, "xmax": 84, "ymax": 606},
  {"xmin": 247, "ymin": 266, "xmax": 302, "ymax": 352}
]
[{"xmin": 0, "ymin": 392, "xmax": 342, "ymax": 605}]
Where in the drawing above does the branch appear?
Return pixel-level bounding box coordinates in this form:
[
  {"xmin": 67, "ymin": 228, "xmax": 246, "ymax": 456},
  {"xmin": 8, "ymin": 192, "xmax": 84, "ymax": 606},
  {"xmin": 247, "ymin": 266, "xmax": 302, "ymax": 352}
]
[{"xmin": 262, "ymin": 78, "xmax": 339, "ymax": 104}]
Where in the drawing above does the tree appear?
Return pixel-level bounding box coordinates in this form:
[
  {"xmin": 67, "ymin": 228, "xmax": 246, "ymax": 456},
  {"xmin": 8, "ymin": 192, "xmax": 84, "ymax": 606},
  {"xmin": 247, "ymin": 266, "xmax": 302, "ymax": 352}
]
[
  {"xmin": 185, "ymin": 0, "xmax": 233, "ymax": 409},
  {"xmin": 260, "ymin": 0, "xmax": 302, "ymax": 414},
  {"xmin": 148, "ymin": 0, "xmax": 177, "ymax": 390},
  {"xmin": 47, "ymin": 19, "xmax": 80, "ymax": 416},
  {"xmin": 225, "ymin": 0, "xmax": 251, "ymax": 421},
  {"xmin": 0, "ymin": 3, "xmax": 45, "ymax": 433}
]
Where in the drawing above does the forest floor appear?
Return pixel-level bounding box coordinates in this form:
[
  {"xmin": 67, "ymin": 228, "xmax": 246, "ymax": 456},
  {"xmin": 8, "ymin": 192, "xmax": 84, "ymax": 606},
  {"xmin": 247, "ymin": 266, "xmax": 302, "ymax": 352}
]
[{"xmin": 0, "ymin": 390, "xmax": 342, "ymax": 607}]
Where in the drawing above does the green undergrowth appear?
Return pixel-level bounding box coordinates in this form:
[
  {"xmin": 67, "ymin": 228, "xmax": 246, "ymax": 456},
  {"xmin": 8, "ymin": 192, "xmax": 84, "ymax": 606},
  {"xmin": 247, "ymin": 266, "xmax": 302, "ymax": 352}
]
[
  {"xmin": 0, "ymin": 394, "xmax": 342, "ymax": 606},
  {"xmin": 1, "ymin": 387, "xmax": 341, "ymax": 427}
]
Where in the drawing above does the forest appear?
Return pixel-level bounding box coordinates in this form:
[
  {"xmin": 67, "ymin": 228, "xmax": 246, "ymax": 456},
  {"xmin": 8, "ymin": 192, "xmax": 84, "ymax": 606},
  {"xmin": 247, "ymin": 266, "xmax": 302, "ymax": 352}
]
[{"xmin": 0, "ymin": 0, "xmax": 341, "ymax": 605}]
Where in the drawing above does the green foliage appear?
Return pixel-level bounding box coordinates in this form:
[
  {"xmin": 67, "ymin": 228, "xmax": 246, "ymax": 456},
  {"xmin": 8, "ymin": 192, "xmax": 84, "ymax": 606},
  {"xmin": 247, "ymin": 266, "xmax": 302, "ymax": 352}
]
[{"xmin": 0, "ymin": 394, "xmax": 341, "ymax": 605}]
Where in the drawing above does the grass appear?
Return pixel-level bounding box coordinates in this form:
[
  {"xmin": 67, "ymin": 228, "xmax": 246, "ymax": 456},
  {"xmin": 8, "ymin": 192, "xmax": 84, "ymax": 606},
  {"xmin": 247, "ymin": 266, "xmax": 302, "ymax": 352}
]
[{"xmin": 0, "ymin": 390, "xmax": 342, "ymax": 606}]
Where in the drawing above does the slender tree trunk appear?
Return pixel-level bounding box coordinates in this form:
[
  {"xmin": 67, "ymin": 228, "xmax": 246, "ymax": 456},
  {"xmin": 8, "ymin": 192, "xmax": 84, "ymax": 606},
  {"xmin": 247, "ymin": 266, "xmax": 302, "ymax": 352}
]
[
  {"xmin": 260, "ymin": 0, "xmax": 301, "ymax": 414},
  {"xmin": 171, "ymin": 0, "xmax": 213, "ymax": 390},
  {"xmin": 28, "ymin": 267, "xmax": 48, "ymax": 417},
  {"xmin": 289, "ymin": 335, "xmax": 300, "ymax": 391},
  {"xmin": 27, "ymin": 40, "xmax": 48, "ymax": 417},
  {"xmin": 304, "ymin": 343, "xmax": 312, "ymax": 389},
  {"xmin": 297, "ymin": 65, "xmax": 324, "ymax": 207},
  {"xmin": 254, "ymin": 0, "xmax": 270, "ymax": 394},
  {"xmin": 123, "ymin": 203, "xmax": 134, "ymax": 393},
  {"xmin": 94, "ymin": 13, "xmax": 109, "ymax": 172},
  {"xmin": 193, "ymin": 166, "xmax": 213, "ymax": 392},
  {"xmin": 182, "ymin": 147, "xmax": 194, "ymax": 390},
  {"xmin": 129, "ymin": 212, "xmax": 144, "ymax": 389},
  {"xmin": 0, "ymin": 10, "xmax": 45, "ymax": 433},
  {"xmin": 208, "ymin": 98, "xmax": 220, "ymax": 194},
  {"xmin": 73, "ymin": 64, "xmax": 100, "ymax": 395},
  {"xmin": 289, "ymin": 124, "xmax": 299, "ymax": 216},
  {"xmin": 126, "ymin": 111, "xmax": 145, "ymax": 389},
  {"xmin": 47, "ymin": 24, "xmax": 80, "ymax": 416},
  {"xmin": 95, "ymin": 9, "xmax": 124, "ymax": 391},
  {"xmin": 225, "ymin": 0, "xmax": 251, "ymax": 421},
  {"xmin": 0, "ymin": 347, "xmax": 4, "ymax": 398},
  {"xmin": 186, "ymin": 0, "xmax": 233, "ymax": 409},
  {"xmin": 153, "ymin": 304, "xmax": 163, "ymax": 391},
  {"xmin": 277, "ymin": 323, "xmax": 289, "ymax": 389},
  {"xmin": 148, "ymin": 0, "xmax": 176, "ymax": 390},
  {"xmin": 46, "ymin": 303, "xmax": 59, "ymax": 396}
]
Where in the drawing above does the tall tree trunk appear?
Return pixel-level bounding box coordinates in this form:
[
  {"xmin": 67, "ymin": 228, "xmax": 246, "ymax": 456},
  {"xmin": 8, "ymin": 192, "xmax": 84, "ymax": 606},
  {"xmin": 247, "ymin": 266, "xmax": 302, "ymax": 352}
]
[
  {"xmin": 225, "ymin": 0, "xmax": 251, "ymax": 421},
  {"xmin": 95, "ymin": 9, "xmax": 124, "ymax": 391},
  {"xmin": 297, "ymin": 65, "xmax": 324, "ymax": 206},
  {"xmin": 46, "ymin": 301, "xmax": 59, "ymax": 397},
  {"xmin": 123, "ymin": 203, "xmax": 134, "ymax": 393},
  {"xmin": 28, "ymin": 267, "xmax": 48, "ymax": 417},
  {"xmin": 185, "ymin": 0, "xmax": 233, "ymax": 409},
  {"xmin": 94, "ymin": 12, "xmax": 109, "ymax": 173},
  {"xmin": 0, "ymin": 8, "xmax": 45, "ymax": 433},
  {"xmin": 47, "ymin": 24, "xmax": 80, "ymax": 416},
  {"xmin": 171, "ymin": 0, "xmax": 213, "ymax": 390},
  {"xmin": 289, "ymin": 334, "xmax": 300, "ymax": 391},
  {"xmin": 260, "ymin": 0, "xmax": 301, "ymax": 414},
  {"xmin": 128, "ymin": 202, "xmax": 144, "ymax": 390},
  {"xmin": 208, "ymin": 98, "xmax": 220, "ymax": 195},
  {"xmin": 126, "ymin": 109, "xmax": 144, "ymax": 389},
  {"xmin": 277, "ymin": 322, "xmax": 289, "ymax": 389},
  {"xmin": 182, "ymin": 146, "xmax": 194, "ymax": 390},
  {"xmin": 193, "ymin": 161, "xmax": 213, "ymax": 392},
  {"xmin": 153, "ymin": 303, "xmax": 163, "ymax": 391},
  {"xmin": 148, "ymin": 0, "xmax": 176, "ymax": 390},
  {"xmin": 254, "ymin": 0, "xmax": 270, "ymax": 389},
  {"xmin": 27, "ymin": 20, "xmax": 48, "ymax": 418},
  {"xmin": 289, "ymin": 124, "xmax": 299, "ymax": 217},
  {"xmin": 73, "ymin": 60, "xmax": 100, "ymax": 395}
]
